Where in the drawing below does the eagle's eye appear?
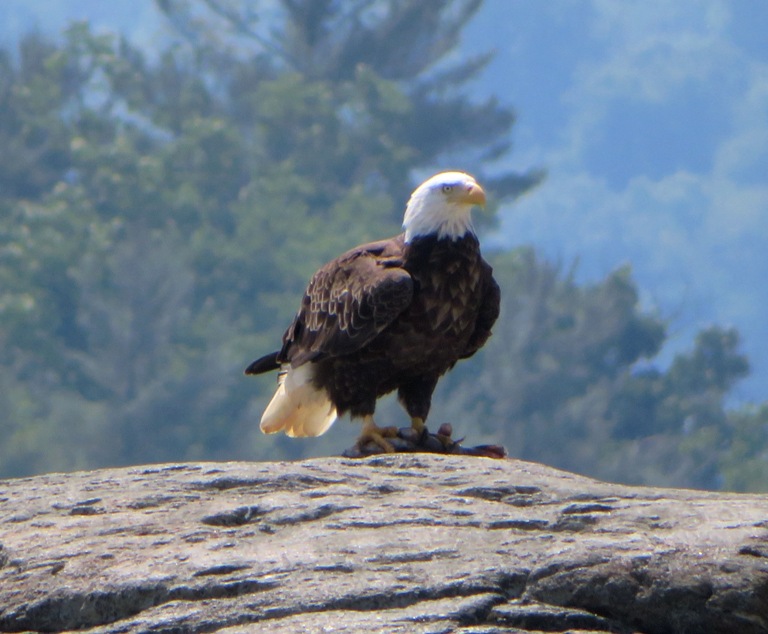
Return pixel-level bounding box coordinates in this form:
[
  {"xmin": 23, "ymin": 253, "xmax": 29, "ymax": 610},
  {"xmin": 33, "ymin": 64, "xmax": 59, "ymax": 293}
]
[{"xmin": 441, "ymin": 185, "xmax": 454, "ymax": 194}]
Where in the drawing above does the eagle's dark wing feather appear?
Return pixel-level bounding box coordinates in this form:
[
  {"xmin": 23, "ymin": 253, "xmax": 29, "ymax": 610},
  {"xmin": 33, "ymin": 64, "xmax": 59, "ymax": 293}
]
[
  {"xmin": 280, "ymin": 239, "xmax": 413, "ymax": 367},
  {"xmin": 460, "ymin": 261, "xmax": 500, "ymax": 359}
]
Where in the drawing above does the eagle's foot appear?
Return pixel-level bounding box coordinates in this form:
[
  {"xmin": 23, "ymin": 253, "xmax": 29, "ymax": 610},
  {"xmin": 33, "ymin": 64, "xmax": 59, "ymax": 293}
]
[
  {"xmin": 342, "ymin": 419, "xmax": 508, "ymax": 459},
  {"xmin": 356, "ymin": 416, "xmax": 398, "ymax": 453},
  {"xmin": 410, "ymin": 416, "xmax": 427, "ymax": 436}
]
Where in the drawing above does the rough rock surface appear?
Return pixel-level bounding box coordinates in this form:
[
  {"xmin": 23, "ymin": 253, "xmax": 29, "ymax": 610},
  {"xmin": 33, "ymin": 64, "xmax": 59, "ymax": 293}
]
[{"xmin": 0, "ymin": 454, "xmax": 767, "ymax": 633}]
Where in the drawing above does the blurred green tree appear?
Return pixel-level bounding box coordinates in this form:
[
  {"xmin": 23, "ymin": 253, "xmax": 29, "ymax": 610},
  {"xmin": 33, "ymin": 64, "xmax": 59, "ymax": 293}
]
[
  {"xmin": 0, "ymin": 1, "xmax": 540, "ymax": 475},
  {"xmin": 432, "ymin": 249, "xmax": 756, "ymax": 490},
  {"xmin": 155, "ymin": 0, "xmax": 542, "ymax": 204},
  {"xmin": 0, "ymin": 2, "xmax": 765, "ymax": 491},
  {"xmin": 720, "ymin": 404, "xmax": 768, "ymax": 493}
]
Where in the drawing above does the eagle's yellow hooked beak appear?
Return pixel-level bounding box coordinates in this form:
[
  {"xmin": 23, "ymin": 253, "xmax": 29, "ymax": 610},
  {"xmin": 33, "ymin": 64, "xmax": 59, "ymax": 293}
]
[{"xmin": 458, "ymin": 181, "xmax": 486, "ymax": 207}]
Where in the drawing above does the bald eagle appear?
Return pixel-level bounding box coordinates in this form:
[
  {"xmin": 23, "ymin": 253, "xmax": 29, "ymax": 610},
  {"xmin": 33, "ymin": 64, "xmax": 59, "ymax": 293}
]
[{"xmin": 245, "ymin": 171, "xmax": 500, "ymax": 452}]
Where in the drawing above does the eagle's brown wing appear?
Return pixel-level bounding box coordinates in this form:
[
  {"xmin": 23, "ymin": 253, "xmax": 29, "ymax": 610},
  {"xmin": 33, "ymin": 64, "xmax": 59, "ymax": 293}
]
[
  {"xmin": 460, "ymin": 259, "xmax": 500, "ymax": 359},
  {"xmin": 278, "ymin": 237, "xmax": 414, "ymax": 368}
]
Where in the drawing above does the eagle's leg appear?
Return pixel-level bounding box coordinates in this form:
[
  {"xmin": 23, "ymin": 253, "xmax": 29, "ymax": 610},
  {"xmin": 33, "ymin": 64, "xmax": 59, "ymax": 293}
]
[
  {"xmin": 357, "ymin": 415, "xmax": 398, "ymax": 453},
  {"xmin": 411, "ymin": 416, "xmax": 426, "ymax": 435},
  {"xmin": 398, "ymin": 376, "xmax": 439, "ymax": 439}
]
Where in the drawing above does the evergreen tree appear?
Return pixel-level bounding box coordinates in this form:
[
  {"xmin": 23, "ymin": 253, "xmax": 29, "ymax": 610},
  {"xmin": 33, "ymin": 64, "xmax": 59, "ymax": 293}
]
[
  {"xmin": 0, "ymin": 2, "xmax": 765, "ymax": 491},
  {"xmin": 433, "ymin": 250, "xmax": 755, "ymax": 490},
  {"xmin": 0, "ymin": 1, "xmax": 540, "ymax": 475},
  {"xmin": 155, "ymin": 0, "xmax": 542, "ymax": 207},
  {"xmin": 720, "ymin": 404, "xmax": 768, "ymax": 492}
]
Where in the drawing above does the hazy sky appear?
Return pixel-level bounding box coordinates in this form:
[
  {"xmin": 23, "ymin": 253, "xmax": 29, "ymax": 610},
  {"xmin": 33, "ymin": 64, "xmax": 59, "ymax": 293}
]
[{"xmin": 2, "ymin": 0, "xmax": 767, "ymax": 402}]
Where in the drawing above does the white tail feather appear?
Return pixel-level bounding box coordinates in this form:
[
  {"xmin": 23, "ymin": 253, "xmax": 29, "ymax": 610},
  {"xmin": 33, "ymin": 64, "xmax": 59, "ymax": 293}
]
[{"xmin": 260, "ymin": 364, "xmax": 337, "ymax": 437}]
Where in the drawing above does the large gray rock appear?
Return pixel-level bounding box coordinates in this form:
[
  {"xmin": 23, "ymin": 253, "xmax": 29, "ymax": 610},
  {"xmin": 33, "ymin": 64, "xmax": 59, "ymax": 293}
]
[{"xmin": 0, "ymin": 454, "xmax": 766, "ymax": 633}]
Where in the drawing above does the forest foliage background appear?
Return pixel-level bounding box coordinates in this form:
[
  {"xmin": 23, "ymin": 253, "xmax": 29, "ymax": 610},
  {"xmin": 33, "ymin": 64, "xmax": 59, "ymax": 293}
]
[{"xmin": 1, "ymin": 0, "xmax": 766, "ymax": 492}]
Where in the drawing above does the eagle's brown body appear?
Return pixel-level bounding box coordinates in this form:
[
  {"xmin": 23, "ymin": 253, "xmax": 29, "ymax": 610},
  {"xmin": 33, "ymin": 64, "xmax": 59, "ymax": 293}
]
[
  {"xmin": 314, "ymin": 232, "xmax": 498, "ymax": 419},
  {"xmin": 246, "ymin": 171, "xmax": 499, "ymax": 446},
  {"xmin": 246, "ymin": 232, "xmax": 499, "ymax": 425}
]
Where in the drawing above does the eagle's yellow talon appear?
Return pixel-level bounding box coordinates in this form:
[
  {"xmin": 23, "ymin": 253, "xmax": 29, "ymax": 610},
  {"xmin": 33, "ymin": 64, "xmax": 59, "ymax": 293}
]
[
  {"xmin": 357, "ymin": 416, "xmax": 397, "ymax": 453},
  {"xmin": 411, "ymin": 417, "xmax": 426, "ymax": 435}
]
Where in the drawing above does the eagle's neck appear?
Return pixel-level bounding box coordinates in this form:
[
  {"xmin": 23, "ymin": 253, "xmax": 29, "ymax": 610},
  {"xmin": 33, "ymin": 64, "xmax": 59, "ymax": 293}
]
[
  {"xmin": 401, "ymin": 232, "xmax": 480, "ymax": 268},
  {"xmin": 403, "ymin": 199, "xmax": 475, "ymax": 243}
]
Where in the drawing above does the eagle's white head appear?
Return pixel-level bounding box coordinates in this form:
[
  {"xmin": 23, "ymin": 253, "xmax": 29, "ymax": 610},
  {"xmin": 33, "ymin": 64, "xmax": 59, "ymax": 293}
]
[{"xmin": 403, "ymin": 171, "xmax": 486, "ymax": 243}]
